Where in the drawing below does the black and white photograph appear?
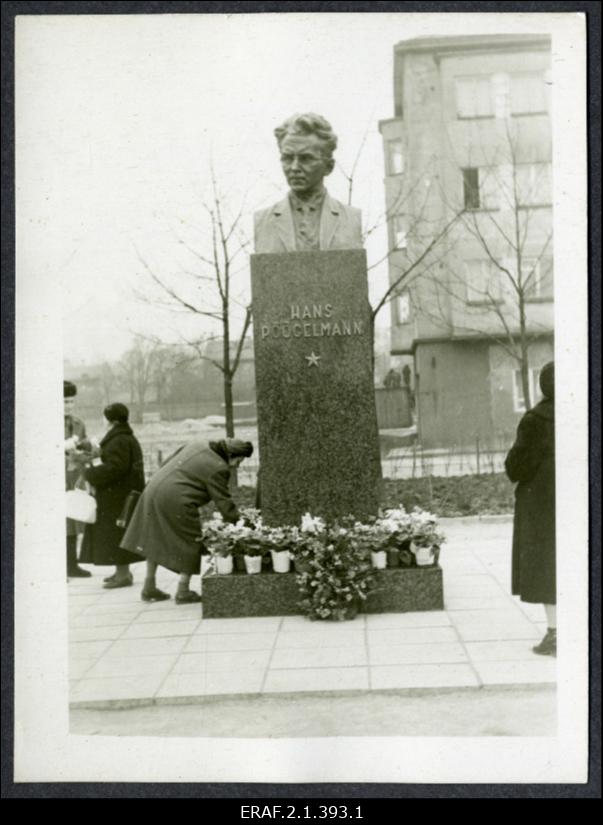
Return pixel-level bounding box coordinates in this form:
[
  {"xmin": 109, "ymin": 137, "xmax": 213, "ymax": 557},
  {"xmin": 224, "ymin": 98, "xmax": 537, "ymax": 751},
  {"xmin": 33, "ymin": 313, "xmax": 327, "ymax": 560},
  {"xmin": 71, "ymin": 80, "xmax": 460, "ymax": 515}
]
[{"xmin": 11, "ymin": 7, "xmax": 591, "ymax": 787}]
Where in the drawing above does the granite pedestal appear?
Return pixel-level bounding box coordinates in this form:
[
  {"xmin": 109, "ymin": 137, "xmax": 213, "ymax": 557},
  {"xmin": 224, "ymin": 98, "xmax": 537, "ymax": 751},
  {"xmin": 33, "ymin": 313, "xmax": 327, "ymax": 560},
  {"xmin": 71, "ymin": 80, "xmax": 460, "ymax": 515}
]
[
  {"xmin": 250, "ymin": 250, "xmax": 382, "ymax": 525},
  {"xmin": 202, "ymin": 566, "xmax": 444, "ymax": 619}
]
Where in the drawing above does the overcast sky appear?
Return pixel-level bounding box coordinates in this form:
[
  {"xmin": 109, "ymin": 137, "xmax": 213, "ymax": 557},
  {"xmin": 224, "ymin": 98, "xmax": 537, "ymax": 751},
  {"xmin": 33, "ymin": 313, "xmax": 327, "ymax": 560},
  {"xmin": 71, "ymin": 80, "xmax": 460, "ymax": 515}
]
[{"xmin": 16, "ymin": 12, "xmax": 558, "ymax": 367}]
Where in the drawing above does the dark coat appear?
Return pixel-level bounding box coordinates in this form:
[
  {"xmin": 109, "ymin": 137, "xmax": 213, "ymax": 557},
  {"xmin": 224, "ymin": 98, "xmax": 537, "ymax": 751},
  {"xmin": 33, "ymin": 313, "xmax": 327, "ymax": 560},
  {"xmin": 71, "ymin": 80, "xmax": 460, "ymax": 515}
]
[
  {"xmin": 65, "ymin": 414, "xmax": 87, "ymax": 537},
  {"xmin": 80, "ymin": 423, "xmax": 145, "ymax": 566},
  {"xmin": 120, "ymin": 441, "xmax": 240, "ymax": 575},
  {"xmin": 505, "ymin": 398, "xmax": 555, "ymax": 604}
]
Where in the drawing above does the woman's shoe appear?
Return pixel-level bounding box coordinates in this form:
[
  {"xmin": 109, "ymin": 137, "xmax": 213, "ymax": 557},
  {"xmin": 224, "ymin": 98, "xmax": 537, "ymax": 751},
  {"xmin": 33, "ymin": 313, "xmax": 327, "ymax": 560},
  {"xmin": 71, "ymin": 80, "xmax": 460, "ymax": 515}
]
[
  {"xmin": 175, "ymin": 590, "xmax": 202, "ymax": 605},
  {"xmin": 141, "ymin": 586, "xmax": 171, "ymax": 603},
  {"xmin": 103, "ymin": 573, "xmax": 134, "ymax": 589},
  {"xmin": 103, "ymin": 573, "xmax": 118, "ymax": 583},
  {"xmin": 533, "ymin": 628, "xmax": 557, "ymax": 656}
]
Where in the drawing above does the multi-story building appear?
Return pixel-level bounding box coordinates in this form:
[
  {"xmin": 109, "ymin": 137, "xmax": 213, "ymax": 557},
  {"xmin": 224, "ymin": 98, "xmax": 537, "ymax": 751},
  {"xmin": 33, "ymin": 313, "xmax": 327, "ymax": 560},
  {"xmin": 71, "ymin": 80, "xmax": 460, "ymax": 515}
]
[{"xmin": 379, "ymin": 34, "xmax": 554, "ymax": 450}]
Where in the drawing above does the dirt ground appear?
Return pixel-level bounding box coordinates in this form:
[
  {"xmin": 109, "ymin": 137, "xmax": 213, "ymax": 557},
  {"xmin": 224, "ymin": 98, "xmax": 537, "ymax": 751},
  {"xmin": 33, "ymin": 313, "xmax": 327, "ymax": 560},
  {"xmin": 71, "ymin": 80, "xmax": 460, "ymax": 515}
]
[{"xmin": 70, "ymin": 686, "xmax": 556, "ymax": 738}]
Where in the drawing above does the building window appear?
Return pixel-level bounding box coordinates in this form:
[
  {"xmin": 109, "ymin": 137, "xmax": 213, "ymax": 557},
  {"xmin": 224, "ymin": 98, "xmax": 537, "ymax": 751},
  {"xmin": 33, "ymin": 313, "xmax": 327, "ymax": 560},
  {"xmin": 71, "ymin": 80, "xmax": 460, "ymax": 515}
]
[
  {"xmin": 392, "ymin": 214, "xmax": 408, "ymax": 249},
  {"xmin": 387, "ymin": 139, "xmax": 404, "ymax": 175},
  {"xmin": 510, "ymin": 72, "xmax": 547, "ymax": 114},
  {"xmin": 462, "ymin": 167, "xmax": 499, "ymax": 210},
  {"xmin": 516, "ymin": 162, "xmax": 552, "ymax": 206},
  {"xmin": 513, "ymin": 368, "xmax": 544, "ymax": 413},
  {"xmin": 464, "ymin": 259, "xmax": 502, "ymax": 304},
  {"xmin": 456, "ymin": 72, "xmax": 548, "ymax": 119},
  {"xmin": 455, "ymin": 76, "xmax": 493, "ymax": 118},
  {"xmin": 521, "ymin": 256, "xmax": 554, "ymax": 299},
  {"xmin": 397, "ymin": 292, "xmax": 411, "ymax": 324}
]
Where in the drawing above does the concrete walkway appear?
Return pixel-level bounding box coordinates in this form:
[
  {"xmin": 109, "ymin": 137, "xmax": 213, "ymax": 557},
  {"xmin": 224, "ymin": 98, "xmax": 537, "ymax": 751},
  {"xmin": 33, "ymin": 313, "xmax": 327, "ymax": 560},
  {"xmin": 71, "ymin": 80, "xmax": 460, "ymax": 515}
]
[{"xmin": 68, "ymin": 516, "xmax": 556, "ymax": 709}]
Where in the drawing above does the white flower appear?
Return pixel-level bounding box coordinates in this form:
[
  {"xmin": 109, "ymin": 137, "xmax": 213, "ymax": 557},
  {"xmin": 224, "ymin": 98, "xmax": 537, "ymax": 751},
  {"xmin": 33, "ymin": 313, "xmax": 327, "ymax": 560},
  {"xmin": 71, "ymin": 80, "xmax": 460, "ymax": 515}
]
[
  {"xmin": 300, "ymin": 512, "xmax": 325, "ymax": 534},
  {"xmin": 378, "ymin": 517, "xmax": 400, "ymax": 534}
]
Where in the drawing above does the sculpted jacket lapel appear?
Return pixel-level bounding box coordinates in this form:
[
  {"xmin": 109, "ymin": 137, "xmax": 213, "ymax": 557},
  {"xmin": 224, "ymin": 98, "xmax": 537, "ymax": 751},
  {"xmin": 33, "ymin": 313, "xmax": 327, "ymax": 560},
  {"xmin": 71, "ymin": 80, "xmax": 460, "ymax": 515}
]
[
  {"xmin": 271, "ymin": 197, "xmax": 297, "ymax": 252},
  {"xmin": 319, "ymin": 194, "xmax": 340, "ymax": 250}
]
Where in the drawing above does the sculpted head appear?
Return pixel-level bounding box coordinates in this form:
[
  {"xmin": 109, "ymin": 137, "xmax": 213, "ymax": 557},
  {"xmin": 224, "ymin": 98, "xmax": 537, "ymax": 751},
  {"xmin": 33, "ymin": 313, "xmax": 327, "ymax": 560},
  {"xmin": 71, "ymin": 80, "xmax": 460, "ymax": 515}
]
[{"xmin": 274, "ymin": 113, "xmax": 337, "ymax": 198}]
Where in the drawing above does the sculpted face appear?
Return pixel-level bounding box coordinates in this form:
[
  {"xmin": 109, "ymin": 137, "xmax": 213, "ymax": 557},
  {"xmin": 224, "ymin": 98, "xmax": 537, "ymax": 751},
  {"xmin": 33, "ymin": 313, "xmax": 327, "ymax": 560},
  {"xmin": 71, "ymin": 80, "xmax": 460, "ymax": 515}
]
[{"xmin": 279, "ymin": 133, "xmax": 334, "ymax": 197}]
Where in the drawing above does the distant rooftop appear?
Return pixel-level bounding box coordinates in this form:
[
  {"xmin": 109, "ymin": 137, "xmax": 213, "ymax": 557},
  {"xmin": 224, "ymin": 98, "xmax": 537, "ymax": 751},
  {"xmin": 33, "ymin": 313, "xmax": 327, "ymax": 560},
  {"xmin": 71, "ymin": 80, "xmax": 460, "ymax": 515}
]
[{"xmin": 394, "ymin": 33, "xmax": 551, "ymax": 54}]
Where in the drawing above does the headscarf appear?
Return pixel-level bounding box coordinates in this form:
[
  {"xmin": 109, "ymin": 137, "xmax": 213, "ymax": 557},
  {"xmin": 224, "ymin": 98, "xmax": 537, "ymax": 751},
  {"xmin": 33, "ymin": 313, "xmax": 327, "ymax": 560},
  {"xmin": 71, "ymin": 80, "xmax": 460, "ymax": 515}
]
[
  {"xmin": 210, "ymin": 439, "xmax": 254, "ymax": 463},
  {"xmin": 539, "ymin": 362, "xmax": 554, "ymax": 400},
  {"xmin": 64, "ymin": 380, "xmax": 77, "ymax": 398}
]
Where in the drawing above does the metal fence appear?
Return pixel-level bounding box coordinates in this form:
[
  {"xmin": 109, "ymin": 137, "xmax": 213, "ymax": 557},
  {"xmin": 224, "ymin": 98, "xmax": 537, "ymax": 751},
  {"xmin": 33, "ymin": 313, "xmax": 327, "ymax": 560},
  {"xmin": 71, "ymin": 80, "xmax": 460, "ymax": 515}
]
[{"xmin": 140, "ymin": 434, "xmax": 511, "ymax": 485}]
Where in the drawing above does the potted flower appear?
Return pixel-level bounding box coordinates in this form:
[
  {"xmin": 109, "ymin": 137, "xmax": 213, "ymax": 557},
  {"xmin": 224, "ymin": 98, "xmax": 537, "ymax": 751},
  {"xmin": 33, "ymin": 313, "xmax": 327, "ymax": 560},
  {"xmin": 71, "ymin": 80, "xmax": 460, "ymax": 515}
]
[
  {"xmin": 345, "ymin": 520, "xmax": 388, "ymax": 570},
  {"xmin": 234, "ymin": 530, "xmax": 265, "ymax": 574},
  {"xmin": 378, "ymin": 506, "xmax": 412, "ymax": 568},
  {"xmin": 201, "ymin": 513, "xmax": 236, "ymax": 575},
  {"xmin": 266, "ymin": 526, "xmax": 292, "ymax": 573},
  {"xmin": 409, "ymin": 509, "xmax": 445, "ymax": 567},
  {"xmin": 236, "ymin": 507, "xmax": 269, "ymax": 573},
  {"xmin": 242, "ymin": 546, "xmax": 263, "ymax": 574},
  {"xmin": 214, "ymin": 549, "xmax": 233, "ymax": 575}
]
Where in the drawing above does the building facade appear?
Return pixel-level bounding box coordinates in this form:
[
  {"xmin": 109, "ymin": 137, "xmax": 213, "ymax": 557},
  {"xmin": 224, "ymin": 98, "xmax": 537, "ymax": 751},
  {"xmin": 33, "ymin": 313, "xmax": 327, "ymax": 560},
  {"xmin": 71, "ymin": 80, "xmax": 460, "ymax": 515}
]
[{"xmin": 380, "ymin": 34, "xmax": 554, "ymax": 450}]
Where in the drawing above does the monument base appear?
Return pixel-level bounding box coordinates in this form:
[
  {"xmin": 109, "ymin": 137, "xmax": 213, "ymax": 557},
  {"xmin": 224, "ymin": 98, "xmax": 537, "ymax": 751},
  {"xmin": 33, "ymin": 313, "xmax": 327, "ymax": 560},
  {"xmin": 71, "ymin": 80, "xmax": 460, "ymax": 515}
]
[{"xmin": 201, "ymin": 567, "xmax": 444, "ymax": 619}]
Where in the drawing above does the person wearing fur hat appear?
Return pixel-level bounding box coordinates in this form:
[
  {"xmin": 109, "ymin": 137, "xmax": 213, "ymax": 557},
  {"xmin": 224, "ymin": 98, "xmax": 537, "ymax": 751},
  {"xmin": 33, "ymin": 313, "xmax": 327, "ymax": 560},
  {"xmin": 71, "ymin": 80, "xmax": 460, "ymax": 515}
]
[
  {"xmin": 79, "ymin": 403, "xmax": 146, "ymax": 588},
  {"xmin": 120, "ymin": 438, "xmax": 254, "ymax": 604},
  {"xmin": 64, "ymin": 380, "xmax": 92, "ymax": 578},
  {"xmin": 505, "ymin": 361, "xmax": 556, "ymax": 656}
]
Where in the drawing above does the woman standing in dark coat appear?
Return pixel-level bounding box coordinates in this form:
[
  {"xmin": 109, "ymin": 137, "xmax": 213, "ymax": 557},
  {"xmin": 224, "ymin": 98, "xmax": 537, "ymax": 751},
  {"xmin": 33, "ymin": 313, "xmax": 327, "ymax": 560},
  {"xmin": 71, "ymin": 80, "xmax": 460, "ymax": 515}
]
[
  {"xmin": 505, "ymin": 362, "xmax": 556, "ymax": 656},
  {"xmin": 80, "ymin": 403, "xmax": 146, "ymax": 589},
  {"xmin": 120, "ymin": 438, "xmax": 253, "ymax": 605}
]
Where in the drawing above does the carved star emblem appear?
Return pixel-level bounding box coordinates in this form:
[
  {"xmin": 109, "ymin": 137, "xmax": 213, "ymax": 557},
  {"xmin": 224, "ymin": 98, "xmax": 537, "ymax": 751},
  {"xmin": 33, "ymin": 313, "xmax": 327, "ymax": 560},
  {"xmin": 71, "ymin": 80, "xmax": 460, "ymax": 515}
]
[{"xmin": 305, "ymin": 351, "xmax": 321, "ymax": 367}]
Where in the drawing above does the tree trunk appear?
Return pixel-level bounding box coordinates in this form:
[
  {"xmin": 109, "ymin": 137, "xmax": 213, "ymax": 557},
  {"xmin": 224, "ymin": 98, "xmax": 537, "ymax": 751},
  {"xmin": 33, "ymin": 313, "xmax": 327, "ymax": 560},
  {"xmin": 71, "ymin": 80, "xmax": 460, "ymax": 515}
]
[
  {"xmin": 223, "ymin": 372, "xmax": 235, "ymax": 438},
  {"xmin": 518, "ymin": 296, "xmax": 531, "ymax": 410},
  {"xmin": 368, "ymin": 311, "xmax": 376, "ymax": 380}
]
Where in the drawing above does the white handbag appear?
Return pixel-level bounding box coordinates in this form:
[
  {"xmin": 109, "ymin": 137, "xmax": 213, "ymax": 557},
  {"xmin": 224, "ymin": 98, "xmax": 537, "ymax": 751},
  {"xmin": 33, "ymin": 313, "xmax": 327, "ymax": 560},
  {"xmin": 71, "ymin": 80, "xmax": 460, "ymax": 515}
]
[{"xmin": 66, "ymin": 488, "xmax": 97, "ymax": 523}]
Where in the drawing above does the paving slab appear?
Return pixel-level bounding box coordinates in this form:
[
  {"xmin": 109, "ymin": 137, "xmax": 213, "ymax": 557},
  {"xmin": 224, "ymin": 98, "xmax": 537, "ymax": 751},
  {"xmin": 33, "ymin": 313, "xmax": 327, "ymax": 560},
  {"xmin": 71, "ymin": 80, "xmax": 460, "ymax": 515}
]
[
  {"xmin": 156, "ymin": 669, "xmax": 265, "ymax": 699},
  {"xmin": 67, "ymin": 515, "xmax": 557, "ymax": 708},
  {"xmin": 86, "ymin": 653, "xmax": 179, "ymax": 679},
  {"xmin": 173, "ymin": 649, "xmax": 273, "ymax": 673},
  {"xmin": 273, "ymin": 629, "xmax": 365, "ymax": 649},
  {"xmin": 371, "ymin": 663, "xmax": 480, "ymax": 690},
  {"xmin": 368, "ymin": 642, "xmax": 468, "ymax": 666},
  {"xmin": 264, "ymin": 666, "xmax": 370, "ymax": 694}
]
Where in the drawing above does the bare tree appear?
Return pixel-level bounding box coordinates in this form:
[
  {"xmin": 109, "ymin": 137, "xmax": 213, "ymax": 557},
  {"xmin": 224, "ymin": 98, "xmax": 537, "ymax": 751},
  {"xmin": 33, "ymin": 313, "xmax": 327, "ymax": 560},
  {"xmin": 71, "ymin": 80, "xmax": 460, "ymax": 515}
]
[
  {"xmin": 148, "ymin": 345, "xmax": 181, "ymax": 407},
  {"xmin": 118, "ymin": 338, "xmax": 159, "ymax": 422},
  {"xmin": 99, "ymin": 361, "xmax": 117, "ymax": 405},
  {"xmin": 135, "ymin": 167, "xmax": 252, "ymax": 437}
]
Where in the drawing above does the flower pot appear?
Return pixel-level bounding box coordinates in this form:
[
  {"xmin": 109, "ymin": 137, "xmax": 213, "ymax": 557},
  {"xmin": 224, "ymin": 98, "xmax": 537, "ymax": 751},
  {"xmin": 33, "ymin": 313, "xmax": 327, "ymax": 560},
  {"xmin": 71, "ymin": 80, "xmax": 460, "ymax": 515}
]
[
  {"xmin": 233, "ymin": 554, "xmax": 246, "ymax": 573},
  {"xmin": 413, "ymin": 544, "xmax": 434, "ymax": 567},
  {"xmin": 215, "ymin": 555, "xmax": 233, "ymax": 575},
  {"xmin": 399, "ymin": 548, "xmax": 414, "ymax": 568},
  {"xmin": 371, "ymin": 550, "xmax": 387, "ymax": 570},
  {"xmin": 244, "ymin": 554, "xmax": 262, "ymax": 574},
  {"xmin": 386, "ymin": 548, "xmax": 400, "ymax": 568},
  {"xmin": 271, "ymin": 549, "xmax": 291, "ymax": 573}
]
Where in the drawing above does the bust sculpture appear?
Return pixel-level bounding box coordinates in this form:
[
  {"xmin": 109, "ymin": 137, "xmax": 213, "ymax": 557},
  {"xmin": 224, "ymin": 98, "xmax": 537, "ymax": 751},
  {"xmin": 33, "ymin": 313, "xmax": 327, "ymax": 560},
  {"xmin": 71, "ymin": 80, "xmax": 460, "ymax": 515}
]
[{"xmin": 254, "ymin": 113, "xmax": 363, "ymax": 254}]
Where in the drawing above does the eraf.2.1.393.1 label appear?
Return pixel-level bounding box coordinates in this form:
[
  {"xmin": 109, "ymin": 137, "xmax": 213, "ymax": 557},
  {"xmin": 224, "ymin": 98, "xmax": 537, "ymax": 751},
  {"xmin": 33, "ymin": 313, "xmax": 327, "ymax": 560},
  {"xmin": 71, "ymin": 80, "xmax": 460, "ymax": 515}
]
[{"xmin": 240, "ymin": 806, "xmax": 363, "ymax": 820}]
